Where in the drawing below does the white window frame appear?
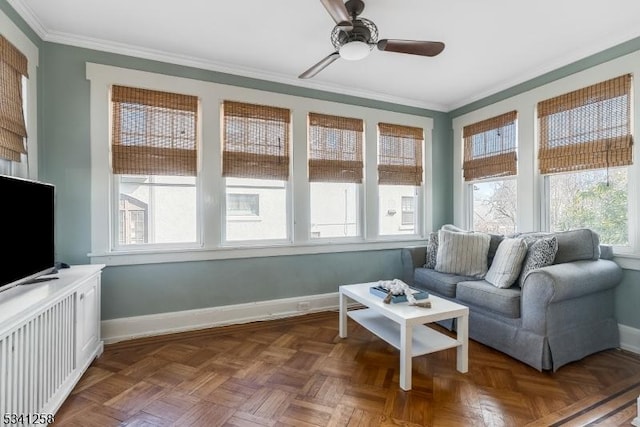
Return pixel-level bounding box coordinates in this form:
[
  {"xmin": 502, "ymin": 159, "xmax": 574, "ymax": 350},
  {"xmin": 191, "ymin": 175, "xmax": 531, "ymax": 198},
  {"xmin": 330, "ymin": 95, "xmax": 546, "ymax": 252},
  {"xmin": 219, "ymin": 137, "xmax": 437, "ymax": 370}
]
[
  {"xmin": 452, "ymin": 49, "xmax": 640, "ymax": 270},
  {"xmin": 87, "ymin": 63, "xmax": 433, "ymax": 266}
]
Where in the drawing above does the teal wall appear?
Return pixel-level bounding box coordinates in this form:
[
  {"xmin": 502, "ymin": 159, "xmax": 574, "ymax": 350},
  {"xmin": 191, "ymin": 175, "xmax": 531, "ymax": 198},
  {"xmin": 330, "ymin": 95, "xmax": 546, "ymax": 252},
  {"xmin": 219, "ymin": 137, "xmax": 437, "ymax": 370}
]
[
  {"xmin": 616, "ymin": 271, "xmax": 640, "ymax": 329},
  {"xmin": 37, "ymin": 42, "xmax": 452, "ymax": 319}
]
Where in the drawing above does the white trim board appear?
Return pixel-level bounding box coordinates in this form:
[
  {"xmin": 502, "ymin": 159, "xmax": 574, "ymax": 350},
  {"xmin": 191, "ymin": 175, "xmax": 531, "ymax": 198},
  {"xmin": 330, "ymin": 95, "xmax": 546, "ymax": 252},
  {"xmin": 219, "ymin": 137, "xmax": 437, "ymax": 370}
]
[
  {"xmin": 619, "ymin": 324, "xmax": 640, "ymax": 355},
  {"xmin": 101, "ymin": 292, "xmax": 341, "ymax": 344},
  {"xmin": 102, "ymin": 292, "xmax": 640, "ymax": 358}
]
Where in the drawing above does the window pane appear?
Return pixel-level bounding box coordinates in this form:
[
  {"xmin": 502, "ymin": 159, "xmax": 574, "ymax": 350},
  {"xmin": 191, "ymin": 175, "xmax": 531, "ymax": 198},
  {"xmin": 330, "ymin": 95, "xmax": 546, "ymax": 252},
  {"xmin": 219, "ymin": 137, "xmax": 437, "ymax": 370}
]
[
  {"xmin": 227, "ymin": 194, "xmax": 259, "ymax": 216},
  {"xmin": 379, "ymin": 185, "xmax": 417, "ymax": 235},
  {"xmin": 472, "ymin": 180, "xmax": 517, "ymax": 234},
  {"xmin": 549, "ymin": 168, "xmax": 628, "ymax": 245},
  {"xmin": 118, "ymin": 175, "xmax": 196, "ymax": 245},
  {"xmin": 310, "ymin": 182, "xmax": 359, "ymax": 238},
  {"xmin": 225, "ymin": 177, "xmax": 287, "ymax": 241}
]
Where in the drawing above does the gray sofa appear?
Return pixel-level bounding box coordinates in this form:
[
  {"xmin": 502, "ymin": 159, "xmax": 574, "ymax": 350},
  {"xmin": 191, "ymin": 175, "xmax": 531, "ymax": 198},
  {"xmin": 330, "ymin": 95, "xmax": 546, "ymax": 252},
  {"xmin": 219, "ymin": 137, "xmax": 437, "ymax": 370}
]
[{"xmin": 401, "ymin": 228, "xmax": 623, "ymax": 371}]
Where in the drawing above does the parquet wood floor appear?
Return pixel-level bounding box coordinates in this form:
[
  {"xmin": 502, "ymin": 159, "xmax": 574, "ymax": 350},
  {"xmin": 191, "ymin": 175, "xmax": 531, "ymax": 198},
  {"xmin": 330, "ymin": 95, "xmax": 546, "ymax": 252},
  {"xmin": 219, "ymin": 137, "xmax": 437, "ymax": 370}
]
[{"xmin": 53, "ymin": 311, "xmax": 640, "ymax": 426}]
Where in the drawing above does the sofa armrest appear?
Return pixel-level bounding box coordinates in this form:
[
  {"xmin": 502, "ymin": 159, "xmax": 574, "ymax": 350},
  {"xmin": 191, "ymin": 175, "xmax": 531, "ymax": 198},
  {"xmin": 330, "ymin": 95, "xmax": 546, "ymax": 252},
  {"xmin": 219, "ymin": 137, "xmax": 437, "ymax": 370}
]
[
  {"xmin": 401, "ymin": 246, "xmax": 426, "ymax": 286},
  {"xmin": 522, "ymin": 259, "xmax": 622, "ymax": 304},
  {"xmin": 520, "ymin": 258, "xmax": 622, "ymax": 343}
]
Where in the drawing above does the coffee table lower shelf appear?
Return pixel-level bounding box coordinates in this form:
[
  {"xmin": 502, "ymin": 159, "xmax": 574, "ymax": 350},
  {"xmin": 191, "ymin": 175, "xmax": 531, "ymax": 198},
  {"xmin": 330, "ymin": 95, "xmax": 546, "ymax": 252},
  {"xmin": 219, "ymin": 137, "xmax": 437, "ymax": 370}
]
[{"xmin": 348, "ymin": 308, "xmax": 459, "ymax": 357}]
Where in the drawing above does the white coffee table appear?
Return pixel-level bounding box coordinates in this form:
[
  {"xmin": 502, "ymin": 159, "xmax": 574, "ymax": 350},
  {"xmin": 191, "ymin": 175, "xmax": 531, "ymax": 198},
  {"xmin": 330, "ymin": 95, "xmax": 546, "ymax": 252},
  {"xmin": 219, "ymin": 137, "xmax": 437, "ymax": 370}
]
[{"xmin": 339, "ymin": 282, "xmax": 469, "ymax": 391}]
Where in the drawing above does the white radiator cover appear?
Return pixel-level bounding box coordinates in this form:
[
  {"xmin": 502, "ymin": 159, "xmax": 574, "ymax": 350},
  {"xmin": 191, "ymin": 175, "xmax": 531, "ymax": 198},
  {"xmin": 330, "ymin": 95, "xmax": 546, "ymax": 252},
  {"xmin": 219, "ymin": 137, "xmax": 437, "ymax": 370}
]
[{"xmin": 0, "ymin": 265, "xmax": 104, "ymax": 422}]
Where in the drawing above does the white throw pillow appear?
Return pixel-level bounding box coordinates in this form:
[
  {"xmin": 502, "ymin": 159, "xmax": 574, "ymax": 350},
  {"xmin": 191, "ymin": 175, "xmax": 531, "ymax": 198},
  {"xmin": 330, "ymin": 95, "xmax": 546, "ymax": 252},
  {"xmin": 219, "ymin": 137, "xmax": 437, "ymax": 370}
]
[
  {"xmin": 435, "ymin": 229, "xmax": 490, "ymax": 278},
  {"xmin": 485, "ymin": 238, "xmax": 528, "ymax": 288}
]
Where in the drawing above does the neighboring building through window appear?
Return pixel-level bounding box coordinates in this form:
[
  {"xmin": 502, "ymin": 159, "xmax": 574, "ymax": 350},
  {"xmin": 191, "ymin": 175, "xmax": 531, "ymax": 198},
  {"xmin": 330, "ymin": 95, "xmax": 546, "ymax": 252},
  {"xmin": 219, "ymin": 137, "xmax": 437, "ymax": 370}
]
[
  {"xmin": 401, "ymin": 196, "xmax": 415, "ymax": 225},
  {"xmin": 227, "ymin": 193, "xmax": 259, "ymax": 216},
  {"xmin": 463, "ymin": 111, "xmax": 518, "ymax": 234},
  {"xmin": 308, "ymin": 112, "xmax": 363, "ymax": 239},
  {"xmin": 378, "ymin": 123, "xmax": 423, "ymax": 235},
  {"xmin": 538, "ymin": 74, "xmax": 632, "ymax": 246},
  {"xmin": 118, "ymin": 194, "xmax": 148, "ymax": 244},
  {"xmin": 111, "ymin": 85, "xmax": 199, "ymax": 247}
]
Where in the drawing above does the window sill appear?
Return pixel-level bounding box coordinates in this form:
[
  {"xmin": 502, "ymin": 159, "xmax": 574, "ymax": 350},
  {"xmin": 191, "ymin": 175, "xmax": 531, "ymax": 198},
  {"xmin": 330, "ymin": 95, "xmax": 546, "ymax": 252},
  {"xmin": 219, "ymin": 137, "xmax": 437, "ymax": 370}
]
[
  {"xmin": 613, "ymin": 253, "xmax": 640, "ymax": 271},
  {"xmin": 89, "ymin": 238, "xmax": 427, "ymax": 266}
]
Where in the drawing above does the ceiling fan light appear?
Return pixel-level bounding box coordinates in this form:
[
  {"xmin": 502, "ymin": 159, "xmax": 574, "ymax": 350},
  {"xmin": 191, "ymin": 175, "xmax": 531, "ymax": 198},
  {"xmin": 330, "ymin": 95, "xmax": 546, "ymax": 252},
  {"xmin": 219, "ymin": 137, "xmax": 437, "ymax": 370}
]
[{"xmin": 339, "ymin": 41, "xmax": 371, "ymax": 60}]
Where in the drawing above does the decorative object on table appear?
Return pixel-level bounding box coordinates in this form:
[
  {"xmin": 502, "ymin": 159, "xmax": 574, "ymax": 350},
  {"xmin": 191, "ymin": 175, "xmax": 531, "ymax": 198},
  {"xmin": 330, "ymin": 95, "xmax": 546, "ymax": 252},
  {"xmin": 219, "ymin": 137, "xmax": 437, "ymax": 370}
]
[{"xmin": 370, "ymin": 279, "xmax": 429, "ymax": 304}]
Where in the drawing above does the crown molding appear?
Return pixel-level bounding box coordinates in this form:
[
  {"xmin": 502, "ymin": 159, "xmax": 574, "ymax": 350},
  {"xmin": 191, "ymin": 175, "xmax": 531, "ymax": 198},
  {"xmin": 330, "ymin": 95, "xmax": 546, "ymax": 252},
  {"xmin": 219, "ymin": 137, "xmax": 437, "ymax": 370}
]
[
  {"xmin": 6, "ymin": 0, "xmax": 47, "ymax": 39},
  {"xmin": 7, "ymin": 0, "xmax": 446, "ymax": 112},
  {"xmin": 50, "ymin": 30, "xmax": 448, "ymax": 111},
  {"xmin": 447, "ymin": 28, "xmax": 640, "ymax": 112}
]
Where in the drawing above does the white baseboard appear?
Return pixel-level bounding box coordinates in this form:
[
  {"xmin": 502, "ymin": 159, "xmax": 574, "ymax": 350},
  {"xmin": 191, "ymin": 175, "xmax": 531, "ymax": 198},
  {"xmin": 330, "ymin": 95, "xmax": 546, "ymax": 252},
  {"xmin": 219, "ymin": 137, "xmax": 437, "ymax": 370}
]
[
  {"xmin": 101, "ymin": 292, "xmax": 340, "ymax": 344},
  {"xmin": 102, "ymin": 295, "xmax": 640, "ymax": 356},
  {"xmin": 619, "ymin": 324, "xmax": 640, "ymax": 355}
]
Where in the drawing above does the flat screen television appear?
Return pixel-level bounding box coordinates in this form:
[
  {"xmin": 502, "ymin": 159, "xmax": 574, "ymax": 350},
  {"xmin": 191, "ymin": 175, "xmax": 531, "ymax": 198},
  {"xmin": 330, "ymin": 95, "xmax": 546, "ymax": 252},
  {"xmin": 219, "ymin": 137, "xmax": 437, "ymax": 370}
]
[{"xmin": 0, "ymin": 174, "xmax": 56, "ymax": 294}]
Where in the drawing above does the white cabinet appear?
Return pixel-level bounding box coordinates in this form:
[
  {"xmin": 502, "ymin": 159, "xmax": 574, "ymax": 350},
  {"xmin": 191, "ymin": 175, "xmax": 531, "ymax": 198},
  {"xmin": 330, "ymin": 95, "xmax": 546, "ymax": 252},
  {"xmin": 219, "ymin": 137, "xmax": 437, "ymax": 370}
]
[
  {"xmin": 76, "ymin": 274, "xmax": 101, "ymax": 367},
  {"xmin": 0, "ymin": 264, "xmax": 105, "ymax": 419}
]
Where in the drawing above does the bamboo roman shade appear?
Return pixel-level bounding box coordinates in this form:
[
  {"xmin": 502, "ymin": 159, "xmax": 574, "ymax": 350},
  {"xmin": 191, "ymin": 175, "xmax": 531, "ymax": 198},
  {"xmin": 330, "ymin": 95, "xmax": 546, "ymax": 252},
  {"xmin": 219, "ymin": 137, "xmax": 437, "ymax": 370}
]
[
  {"xmin": 378, "ymin": 123, "xmax": 423, "ymax": 185},
  {"xmin": 537, "ymin": 74, "xmax": 633, "ymax": 174},
  {"xmin": 463, "ymin": 111, "xmax": 517, "ymax": 181},
  {"xmin": 308, "ymin": 112, "xmax": 363, "ymax": 183},
  {"xmin": 111, "ymin": 85, "xmax": 198, "ymax": 176},
  {"xmin": 0, "ymin": 36, "xmax": 28, "ymax": 162},
  {"xmin": 222, "ymin": 100, "xmax": 290, "ymax": 180}
]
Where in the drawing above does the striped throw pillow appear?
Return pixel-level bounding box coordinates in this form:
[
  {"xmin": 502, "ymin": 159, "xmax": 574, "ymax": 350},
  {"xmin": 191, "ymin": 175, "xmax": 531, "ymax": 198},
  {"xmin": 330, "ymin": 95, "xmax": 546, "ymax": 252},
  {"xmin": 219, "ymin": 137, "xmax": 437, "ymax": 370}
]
[
  {"xmin": 435, "ymin": 229, "xmax": 491, "ymax": 278},
  {"xmin": 485, "ymin": 238, "xmax": 528, "ymax": 288}
]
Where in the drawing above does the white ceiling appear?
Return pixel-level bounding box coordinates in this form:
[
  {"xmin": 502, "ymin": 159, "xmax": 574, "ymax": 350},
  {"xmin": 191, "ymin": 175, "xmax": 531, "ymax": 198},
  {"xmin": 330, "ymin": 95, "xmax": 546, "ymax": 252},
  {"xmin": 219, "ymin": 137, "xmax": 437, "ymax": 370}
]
[{"xmin": 8, "ymin": 0, "xmax": 640, "ymax": 111}]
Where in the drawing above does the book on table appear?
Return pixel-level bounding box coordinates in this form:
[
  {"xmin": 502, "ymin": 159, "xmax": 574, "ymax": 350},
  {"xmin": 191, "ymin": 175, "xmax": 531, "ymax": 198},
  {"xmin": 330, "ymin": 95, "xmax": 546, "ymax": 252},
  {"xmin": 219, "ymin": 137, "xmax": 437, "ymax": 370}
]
[{"xmin": 369, "ymin": 285, "xmax": 429, "ymax": 303}]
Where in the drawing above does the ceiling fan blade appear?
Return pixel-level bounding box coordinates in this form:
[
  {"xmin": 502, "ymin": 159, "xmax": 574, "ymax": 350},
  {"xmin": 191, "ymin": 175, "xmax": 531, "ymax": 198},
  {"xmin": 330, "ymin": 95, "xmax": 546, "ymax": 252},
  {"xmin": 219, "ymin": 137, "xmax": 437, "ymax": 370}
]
[
  {"xmin": 320, "ymin": 0, "xmax": 353, "ymax": 31},
  {"xmin": 377, "ymin": 40, "xmax": 445, "ymax": 57},
  {"xmin": 298, "ymin": 52, "xmax": 340, "ymax": 79}
]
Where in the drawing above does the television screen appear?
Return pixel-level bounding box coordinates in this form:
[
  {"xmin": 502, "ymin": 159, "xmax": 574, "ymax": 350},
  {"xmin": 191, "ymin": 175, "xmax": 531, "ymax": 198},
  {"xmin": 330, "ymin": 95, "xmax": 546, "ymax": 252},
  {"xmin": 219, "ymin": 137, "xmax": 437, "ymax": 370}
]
[{"xmin": 0, "ymin": 175, "xmax": 56, "ymax": 293}]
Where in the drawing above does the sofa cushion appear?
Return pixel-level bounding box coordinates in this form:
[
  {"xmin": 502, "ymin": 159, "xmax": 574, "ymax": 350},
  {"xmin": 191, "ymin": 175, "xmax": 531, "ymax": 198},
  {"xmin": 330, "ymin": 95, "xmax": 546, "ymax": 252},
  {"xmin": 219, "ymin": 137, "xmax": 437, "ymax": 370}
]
[
  {"xmin": 413, "ymin": 268, "xmax": 475, "ymax": 298},
  {"xmin": 553, "ymin": 229, "xmax": 600, "ymax": 263},
  {"xmin": 435, "ymin": 229, "xmax": 490, "ymax": 278},
  {"xmin": 424, "ymin": 232, "xmax": 438, "ymax": 269},
  {"xmin": 456, "ymin": 280, "xmax": 521, "ymax": 318},
  {"xmin": 485, "ymin": 238, "xmax": 528, "ymax": 288},
  {"xmin": 519, "ymin": 235, "xmax": 558, "ymax": 286}
]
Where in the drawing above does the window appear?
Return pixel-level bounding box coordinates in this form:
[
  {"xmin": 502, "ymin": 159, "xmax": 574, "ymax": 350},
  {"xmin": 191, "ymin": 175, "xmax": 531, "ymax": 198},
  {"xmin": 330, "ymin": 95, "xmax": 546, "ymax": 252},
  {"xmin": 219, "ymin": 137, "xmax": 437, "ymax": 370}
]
[
  {"xmin": 308, "ymin": 112, "xmax": 363, "ymax": 239},
  {"xmin": 227, "ymin": 193, "xmax": 259, "ymax": 216},
  {"xmin": 401, "ymin": 196, "xmax": 415, "ymax": 225},
  {"xmin": 89, "ymin": 64, "xmax": 434, "ymax": 264},
  {"xmin": 222, "ymin": 101, "xmax": 290, "ymax": 242},
  {"xmin": 111, "ymin": 85, "xmax": 199, "ymax": 247},
  {"xmin": 378, "ymin": 123, "xmax": 423, "ymax": 235},
  {"xmin": 539, "ymin": 74, "xmax": 632, "ymax": 246},
  {"xmin": 119, "ymin": 193, "xmax": 148, "ymax": 244},
  {"xmin": 0, "ymin": 36, "xmax": 28, "ymax": 163},
  {"xmin": 463, "ymin": 111, "xmax": 518, "ymax": 233}
]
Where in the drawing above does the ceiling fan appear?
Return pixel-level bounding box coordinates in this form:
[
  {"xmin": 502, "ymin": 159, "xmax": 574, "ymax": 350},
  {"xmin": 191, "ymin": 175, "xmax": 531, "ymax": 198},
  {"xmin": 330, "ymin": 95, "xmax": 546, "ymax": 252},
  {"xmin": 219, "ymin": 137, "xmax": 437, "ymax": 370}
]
[{"xmin": 299, "ymin": 0, "xmax": 445, "ymax": 79}]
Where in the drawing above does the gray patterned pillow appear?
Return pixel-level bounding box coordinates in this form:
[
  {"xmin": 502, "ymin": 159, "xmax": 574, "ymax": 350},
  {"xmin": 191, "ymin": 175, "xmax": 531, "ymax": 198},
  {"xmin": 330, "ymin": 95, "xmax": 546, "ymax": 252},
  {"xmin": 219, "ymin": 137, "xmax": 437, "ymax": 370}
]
[
  {"xmin": 435, "ymin": 229, "xmax": 490, "ymax": 278},
  {"xmin": 519, "ymin": 236, "xmax": 558, "ymax": 286},
  {"xmin": 485, "ymin": 238, "xmax": 528, "ymax": 288},
  {"xmin": 424, "ymin": 232, "xmax": 438, "ymax": 269}
]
